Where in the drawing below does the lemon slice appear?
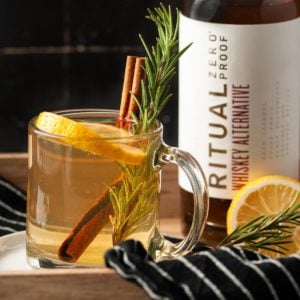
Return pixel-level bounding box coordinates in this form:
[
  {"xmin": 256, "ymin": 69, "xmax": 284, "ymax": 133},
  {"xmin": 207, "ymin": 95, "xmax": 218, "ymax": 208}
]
[
  {"xmin": 80, "ymin": 122, "xmax": 132, "ymax": 138},
  {"xmin": 35, "ymin": 111, "xmax": 146, "ymax": 165},
  {"xmin": 227, "ymin": 175, "xmax": 300, "ymax": 257}
]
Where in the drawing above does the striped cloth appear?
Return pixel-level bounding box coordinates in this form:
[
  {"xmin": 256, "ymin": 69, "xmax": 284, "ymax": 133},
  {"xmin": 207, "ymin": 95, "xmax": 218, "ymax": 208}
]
[
  {"xmin": 0, "ymin": 177, "xmax": 26, "ymax": 236},
  {"xmin": 105, "ymin": 240, "xmax": 300, "ymax": 300}
]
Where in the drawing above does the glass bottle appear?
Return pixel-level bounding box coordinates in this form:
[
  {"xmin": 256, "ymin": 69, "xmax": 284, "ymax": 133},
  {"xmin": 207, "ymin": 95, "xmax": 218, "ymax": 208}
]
[{"xmin": 179, "ymin": 0, "xmax": 300, "ymax": 244}]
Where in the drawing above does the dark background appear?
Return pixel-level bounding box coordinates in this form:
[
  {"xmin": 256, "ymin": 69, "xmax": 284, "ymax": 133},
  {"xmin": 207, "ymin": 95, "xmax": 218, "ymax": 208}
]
[{"xmin": 0, "ymin": 0, "xmax": 180, "ymax": 152}]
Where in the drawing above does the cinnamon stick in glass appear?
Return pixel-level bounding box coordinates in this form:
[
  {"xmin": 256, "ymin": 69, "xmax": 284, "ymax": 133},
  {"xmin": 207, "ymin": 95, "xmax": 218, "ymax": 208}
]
[{"xmin": 58, "ymin": 56, "xmax": 145, "ymax": 263}]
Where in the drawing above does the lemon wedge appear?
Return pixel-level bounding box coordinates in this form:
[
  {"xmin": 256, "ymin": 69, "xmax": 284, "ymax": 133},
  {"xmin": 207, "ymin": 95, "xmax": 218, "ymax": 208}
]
[
  {"xmin": 227, "ymin": 175, "xmax": 300, "ymax": 257},
  {"xmin": 35, "ymin": 111, "xmax": 146, "ymax": 165}
]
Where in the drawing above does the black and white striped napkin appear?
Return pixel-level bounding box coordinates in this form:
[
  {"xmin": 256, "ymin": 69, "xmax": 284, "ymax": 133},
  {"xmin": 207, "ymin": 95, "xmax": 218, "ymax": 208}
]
[
  {"xmin": 0, "ymin": 177, "xmax": 26, "ymax": 236},
  {"xmin": 105, "ymin": 239, "xmax": 300, "ymax": 300}
]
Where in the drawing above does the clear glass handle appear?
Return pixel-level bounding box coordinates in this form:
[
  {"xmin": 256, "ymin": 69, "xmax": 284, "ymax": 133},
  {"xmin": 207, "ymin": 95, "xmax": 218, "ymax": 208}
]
[{"xmin": 152, "ymin": 144, "xmax": 209, "ymax": 261}]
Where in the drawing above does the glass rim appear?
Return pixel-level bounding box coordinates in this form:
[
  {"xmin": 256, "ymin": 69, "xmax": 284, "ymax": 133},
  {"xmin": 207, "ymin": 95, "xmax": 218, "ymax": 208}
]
[{"xmin": 29, "ymin": 108, "xmax": 163, "ymax": 141}]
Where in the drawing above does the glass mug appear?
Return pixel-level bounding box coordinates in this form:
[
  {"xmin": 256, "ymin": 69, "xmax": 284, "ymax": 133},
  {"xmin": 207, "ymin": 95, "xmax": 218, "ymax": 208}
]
[{"xmin": 26, "ymin": 109, "xmax": 208, "ymax": 268}]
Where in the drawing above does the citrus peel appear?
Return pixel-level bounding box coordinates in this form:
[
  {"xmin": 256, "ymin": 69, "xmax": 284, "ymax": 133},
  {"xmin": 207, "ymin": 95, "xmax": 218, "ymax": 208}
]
[{"xmin": 35, "ymin": 111, "xmax": 146, "ymax": 165}]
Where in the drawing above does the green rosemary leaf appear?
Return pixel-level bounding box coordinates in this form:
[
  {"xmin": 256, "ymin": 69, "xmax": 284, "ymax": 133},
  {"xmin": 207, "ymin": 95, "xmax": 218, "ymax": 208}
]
[
  {"xmin": 220, "ymin": 199, "xmax": 300, "ymax": 255},
  {"xmin": 133, "ymin": 4, "xmax": 191, "ymax": 132},
  {"xmin": 139, "ymin": 34, "xmax": 153, "ymax": 64}
]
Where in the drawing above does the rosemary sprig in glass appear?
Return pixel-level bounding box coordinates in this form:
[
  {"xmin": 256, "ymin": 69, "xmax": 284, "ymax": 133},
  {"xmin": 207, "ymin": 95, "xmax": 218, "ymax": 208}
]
[
  {"xmin": 109, "ymin": 5, "xmax": 191, "ymax": 243},
  {"xmin": 219, "ymin": 193, "xmax": 300, "ymax": 255},
  {"xmin": 109, "ymin": 143, "xmax": 161, "ymax": 244}
]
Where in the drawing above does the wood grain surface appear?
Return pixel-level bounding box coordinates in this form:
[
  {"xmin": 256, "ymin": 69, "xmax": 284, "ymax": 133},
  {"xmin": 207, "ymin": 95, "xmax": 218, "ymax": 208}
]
[
  {"xmin": 0, "ymin": 269, "xmax": 148, "ymax": 299},
  {"xmin": 0, "ymin": 153, "xmax": 28, "ymax": 191}
]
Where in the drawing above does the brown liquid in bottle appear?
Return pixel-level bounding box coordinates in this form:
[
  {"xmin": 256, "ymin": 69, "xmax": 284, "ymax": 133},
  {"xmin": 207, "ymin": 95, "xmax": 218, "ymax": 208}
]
[{"xmin": 180, "ymin": 0, "xmax": 300, "ymax": 245}]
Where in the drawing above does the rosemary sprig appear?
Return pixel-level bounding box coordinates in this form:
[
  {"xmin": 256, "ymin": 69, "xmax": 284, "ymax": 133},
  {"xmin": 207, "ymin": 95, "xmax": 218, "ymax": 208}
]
[
  {"xmin": 109, "ymin": 5, "xmax": 191, "ymax": 243},
  {"xmin": 131, "ymin": 4, "xmax": 191, "ymax": 132},
  {"xmin": 219, "ymin": 194, "xmax": 300, "ymax": 255},
  {"xmin": 109, "ymin": 140, "xmax": 161, "ymax": 245}
]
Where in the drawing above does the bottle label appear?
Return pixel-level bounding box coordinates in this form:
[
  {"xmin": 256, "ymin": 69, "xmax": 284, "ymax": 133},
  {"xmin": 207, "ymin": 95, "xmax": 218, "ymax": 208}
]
[{"xmin": 179, "ymin": 14, "xmax": 300, "ymax": 199}]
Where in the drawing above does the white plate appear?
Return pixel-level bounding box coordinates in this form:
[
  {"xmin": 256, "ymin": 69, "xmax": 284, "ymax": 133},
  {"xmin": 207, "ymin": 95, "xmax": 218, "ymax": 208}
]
[{"xmin": 0, "ymin": 231, "xmax": 32, "ymax": 271}]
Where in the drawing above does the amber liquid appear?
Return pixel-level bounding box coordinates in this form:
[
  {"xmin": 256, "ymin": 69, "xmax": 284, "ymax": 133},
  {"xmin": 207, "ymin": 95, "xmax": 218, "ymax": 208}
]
[
  {"xmin": 27, "ymin": 121, "xmax": 158, "ymax": 268},
  {"xmin": 180, "ymin": 0, "xmax": 300, "ymax": 244}
]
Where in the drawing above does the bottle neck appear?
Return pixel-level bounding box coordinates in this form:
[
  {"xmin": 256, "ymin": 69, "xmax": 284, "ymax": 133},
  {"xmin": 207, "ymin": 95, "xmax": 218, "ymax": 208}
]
[{"xmin": 181, "ymin": 0, "xmax": 300, "ymax": 24}]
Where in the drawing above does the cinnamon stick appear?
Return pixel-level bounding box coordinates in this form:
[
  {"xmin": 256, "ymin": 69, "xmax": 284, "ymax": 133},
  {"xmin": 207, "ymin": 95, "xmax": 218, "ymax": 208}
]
[
  {"xmin": 126, "ymin": 57, "xmax": 145, "ymax": 124},
  {"xmin": 117, "ymin": 56, "xmax": 136, "ymax": 128},
  {"xmin": 58, "ymin": 178, "xmax": 122, "ymax": 263},
  {"xmin": 58, "ymin": 56, "xmax": 146, "ymax": 263},
  {"xmin": 117, "ymin": 56, "xmax": 145, "ymax": 128}
]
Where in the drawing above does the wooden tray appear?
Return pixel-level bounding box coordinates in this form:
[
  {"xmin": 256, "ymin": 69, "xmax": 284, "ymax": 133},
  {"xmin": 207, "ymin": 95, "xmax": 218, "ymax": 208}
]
[{"xmin": 0, "ymin": 153, "xmax": 183, "ymax": 299}]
